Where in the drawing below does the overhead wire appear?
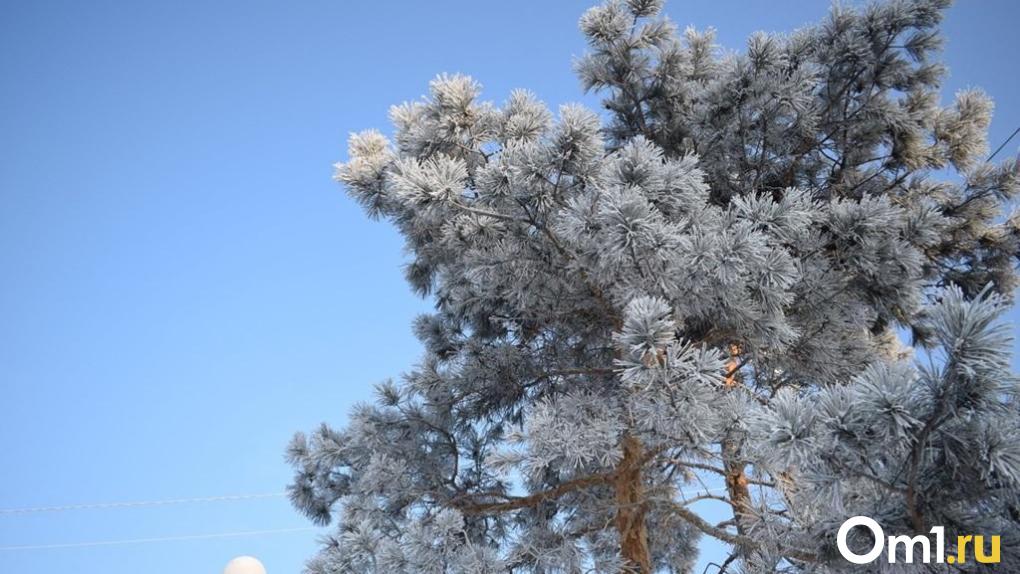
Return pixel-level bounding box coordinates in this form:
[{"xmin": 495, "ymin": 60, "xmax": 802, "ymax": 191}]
[
  {"xmin": 0, "ymin": 492, "xmax": 288, "ymax": 515},
  {"xmin": 0, "ymin": 527, "xmax": 318, "ymax": 551},
  {"xmin": 987, "ymin": 125, "xmax": 1020, "ymax": 162},
  {"xmin": 0, "ymin": 487, "xmax": 731, "ymax": 551}
]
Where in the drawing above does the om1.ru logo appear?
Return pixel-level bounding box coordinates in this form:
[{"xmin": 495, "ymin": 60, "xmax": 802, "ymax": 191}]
[{"xmin": 837, "ymin": 516, "xmax": 999, "ymax": 565}]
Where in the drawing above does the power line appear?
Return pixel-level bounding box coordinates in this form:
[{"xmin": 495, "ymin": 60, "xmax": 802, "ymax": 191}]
[
  {"xmin": 0, "ymin": 492, "xmax": 287, "ymax": 515},
  {"xmin": 987, "ymin": 125, "xmax": 1020, "ymax": 162},
  {"xmin": 0, "ymin": 487, "xmax": 729, "ymax": 517},
  {"xmin": 0, "ymin": 487, "xmax": 730, "ymax": 552},
  {"xmin": 0, "ymin": 487, "xmax": 730, "ymax": 517},
  {"xmin": 0, "ymin": 527, "xmax": 318, "ymax": 551}
]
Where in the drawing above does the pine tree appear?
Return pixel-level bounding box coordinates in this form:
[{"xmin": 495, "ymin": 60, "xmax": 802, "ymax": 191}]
[{"xmin": 287, "ymin": 1, "xmax": 1020, "ymax": 572}]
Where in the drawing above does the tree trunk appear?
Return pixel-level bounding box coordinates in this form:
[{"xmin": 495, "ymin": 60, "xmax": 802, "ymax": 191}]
[
  {"xmin": 723, "ymin": 438, "xmax": 752, "ymax": 536},
  {"xmin": 722, "ymin": 344, "xmax": 752, "ymax": 536},
  {"xmin": 615, "ymin": 434, "xmax": 652, "ymax": 573}
]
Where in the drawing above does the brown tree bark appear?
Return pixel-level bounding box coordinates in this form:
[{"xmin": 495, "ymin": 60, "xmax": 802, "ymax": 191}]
[
  {"xmin": 723, "ymin": 439, "xmax": 752, "ymax": 535},
  {"xmin": 615, "ymin": 434, "xmax": 652, "ymax": 573},
  {"xmin": 722, "ymin": 344, "xmax": 752, "ymax": 536}
]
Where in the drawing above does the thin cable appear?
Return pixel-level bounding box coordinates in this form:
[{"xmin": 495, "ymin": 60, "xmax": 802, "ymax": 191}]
[
  {"xmin": 679, "ymin": 486, "xmax": 729, "ymax": 499},
  {"xmin": 987, "ymin": 125, "xmax": 1020, "ymax": 162},
  {"xmin": 0, "ymin": 487, "xmax": 726, "ymax": 516},
  {"xmin": 0, "ymin": 492, "xmax": 287, "ymax": 515},
  {"xmin": 0, "ymin": 526, "xmax": 318, "ymax": 551},
  {"xmin": 689, "ymin": 486, "xmax": 728, "ymax": 494},
  {"xmin": 0, "ymin": 487, "xmax": 730, "ymax": 551}
]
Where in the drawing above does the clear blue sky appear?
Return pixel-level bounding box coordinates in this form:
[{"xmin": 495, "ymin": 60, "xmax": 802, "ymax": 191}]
[{"xmin": 1, "ymin": 1, "xmax": 1017, "ymax": 573}]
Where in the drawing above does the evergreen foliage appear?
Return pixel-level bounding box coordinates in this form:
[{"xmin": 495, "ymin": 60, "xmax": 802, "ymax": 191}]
[{"xmin": 288, "ymin": 1, "xmax": 1020, "ymax": 571}]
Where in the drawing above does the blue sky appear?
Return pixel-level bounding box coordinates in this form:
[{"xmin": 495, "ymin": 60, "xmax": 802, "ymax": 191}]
[{"xmin": 1, "ymin": 1, "xmax": 1018, "ymax": 573}]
